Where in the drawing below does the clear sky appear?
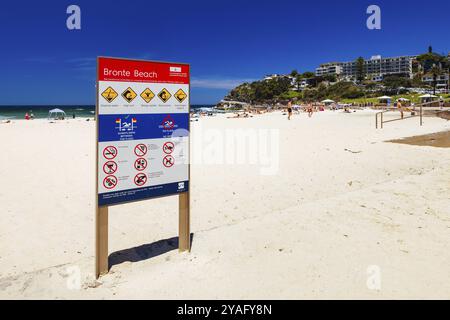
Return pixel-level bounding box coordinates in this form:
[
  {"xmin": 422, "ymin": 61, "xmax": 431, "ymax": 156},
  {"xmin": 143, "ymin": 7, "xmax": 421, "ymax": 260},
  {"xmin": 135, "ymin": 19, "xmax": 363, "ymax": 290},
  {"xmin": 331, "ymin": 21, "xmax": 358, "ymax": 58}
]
[{"xmin": 0, "ymin": 0, "xmax": 449, "ymax": 105}]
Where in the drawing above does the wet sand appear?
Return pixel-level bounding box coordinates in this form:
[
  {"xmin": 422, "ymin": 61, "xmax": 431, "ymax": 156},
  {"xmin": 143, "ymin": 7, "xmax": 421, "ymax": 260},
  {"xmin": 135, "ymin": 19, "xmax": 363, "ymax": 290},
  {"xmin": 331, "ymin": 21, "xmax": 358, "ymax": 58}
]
[{"xmin": 388, "ymin": 130, "xmax": 450, "ymax": 148}]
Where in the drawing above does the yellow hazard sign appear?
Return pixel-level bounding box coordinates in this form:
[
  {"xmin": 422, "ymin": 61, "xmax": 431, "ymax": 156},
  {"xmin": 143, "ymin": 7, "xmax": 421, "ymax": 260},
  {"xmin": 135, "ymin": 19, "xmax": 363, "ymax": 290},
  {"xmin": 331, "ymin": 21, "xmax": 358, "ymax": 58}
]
[
  {"xmin": 157, "ymin": 88, "xmax": 171, "ymax": 103},
  {"xmin": 140, "ymin": 88, "xmax": 155, "ymax": 103},
  {"xmin": 174, "ymin": 89, "xmax": 188, "ymax": 103},
  {"xmin": 122, "ymin": 87, "xmax": 137, "ymax": 103},
  {"xmin": 101, "ymin": 86, "xmax": 118, "ymax": 103}
]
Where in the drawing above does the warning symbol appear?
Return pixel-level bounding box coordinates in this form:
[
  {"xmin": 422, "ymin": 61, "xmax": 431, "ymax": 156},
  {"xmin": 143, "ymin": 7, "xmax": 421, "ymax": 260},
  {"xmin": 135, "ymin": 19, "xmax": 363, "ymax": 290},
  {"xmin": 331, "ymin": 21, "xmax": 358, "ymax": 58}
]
[
  {"xmin": 103, "ymin": 161, "xmax": 118, "ymax": 174},
  {"xmin": 140, "ymin": 88, "xmax": 155, "ymax": 103},
  {"xmin": 157, "ymin": 88, "xmax": 171, "ymax": 103},
  {"xmin": 134, "ymin": 173, "xmax": 147, "ymax": 186},
  {"xmin": 122, "ymin": 87, "xmax": 137, "ymax": 103},
  {"xmin": 163, "ymin": 155, "xmax": 175, "ymax": 168},
  {"xmin": 163, "ymin": 141, "xmax": 174, "ymax": 154},
  {"xmin": 174, "ymin": 89, "xmax": 187, "ymax": 103},
  {"xmin": 134, "ymin": 144, "xmax": 147, "ymax": 157},
  {"xmin": 101, "ymin": 87, "xmax": 118, "ymax": 103},
  {"xmin": 103, "ymin": 175, "xmax": 118, "ymax": 189},
  {"xmin": 103, "ymin": 146, "xmax": 118, "ymax": 160},
  {"xmin": 134, "ymin": 158, "xmax": 147, "ymax": 171},
  {"xmin": 162, "ymin": 115, "xmax": 175, "ymax": 129}
]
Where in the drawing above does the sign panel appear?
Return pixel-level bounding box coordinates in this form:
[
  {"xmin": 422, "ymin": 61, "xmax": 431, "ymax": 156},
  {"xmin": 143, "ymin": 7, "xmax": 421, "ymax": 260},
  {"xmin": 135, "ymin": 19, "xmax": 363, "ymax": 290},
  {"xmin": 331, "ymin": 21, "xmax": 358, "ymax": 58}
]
[{"xmin": 96, "ymin": 57, "xmax": 189, "ymax": 206}]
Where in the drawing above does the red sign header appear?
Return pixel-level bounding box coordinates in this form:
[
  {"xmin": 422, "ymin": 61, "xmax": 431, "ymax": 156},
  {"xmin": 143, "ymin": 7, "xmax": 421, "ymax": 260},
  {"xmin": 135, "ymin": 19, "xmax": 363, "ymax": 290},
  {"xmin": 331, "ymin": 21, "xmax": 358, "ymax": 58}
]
[{"xmin": 98, "ymin": 57, "xmax": 189, "ymax": 84}]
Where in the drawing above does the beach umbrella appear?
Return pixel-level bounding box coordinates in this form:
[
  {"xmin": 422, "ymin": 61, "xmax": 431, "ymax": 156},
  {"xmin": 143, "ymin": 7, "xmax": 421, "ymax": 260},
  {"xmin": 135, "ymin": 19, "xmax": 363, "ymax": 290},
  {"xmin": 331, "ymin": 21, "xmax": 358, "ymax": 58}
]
[
  {"xmin": 397, "ymin": 98, "xmax": 410, "ymax": 102},
  {"xmin": 419, "ymin": 94, "xmax": 437, "ymax": 98},
  {"xmin": 377, "ymin": 95, "xmax": 392, "ymax": 100},
  {"xmin": 321, "ymin": 99, "xmax": 335, "ymax": 104}
]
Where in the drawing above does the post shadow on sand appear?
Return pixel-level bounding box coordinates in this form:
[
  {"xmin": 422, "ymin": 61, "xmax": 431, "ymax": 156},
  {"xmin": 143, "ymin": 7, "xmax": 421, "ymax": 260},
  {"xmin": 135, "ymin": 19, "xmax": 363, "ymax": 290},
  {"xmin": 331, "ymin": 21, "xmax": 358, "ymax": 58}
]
[{"xmin": 108, "ymin": 233, "xmax": 194, "ymax": 269}]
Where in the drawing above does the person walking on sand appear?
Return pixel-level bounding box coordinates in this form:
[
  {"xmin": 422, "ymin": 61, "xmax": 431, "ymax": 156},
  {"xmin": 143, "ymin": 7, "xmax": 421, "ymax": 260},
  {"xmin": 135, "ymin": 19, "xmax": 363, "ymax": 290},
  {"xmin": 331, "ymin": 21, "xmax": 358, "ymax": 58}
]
[
  {"xmin": 307, "ymin": 103, "xmax": 314, "ymax": 118},
  {"xmin": 287, "ymin": 101, "xmax": 293, "ymax": 120},
  {"xmin": 397, "ymin": 100, "xmax": 404, "ymax": 119}
]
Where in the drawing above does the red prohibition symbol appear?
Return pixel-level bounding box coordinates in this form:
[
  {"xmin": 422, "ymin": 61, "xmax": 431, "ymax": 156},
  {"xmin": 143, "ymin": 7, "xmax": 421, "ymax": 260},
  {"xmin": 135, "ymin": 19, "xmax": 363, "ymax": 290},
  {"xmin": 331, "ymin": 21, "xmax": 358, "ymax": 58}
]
[
  {"xmin": 134, "ymin": 158, "xmax": 147, "ymax": 171},
  {"xmin": 103, "ymin": 175, "xmax": 118, "ymax": 189},
  {"xmin": 134, "ymin": 144, "xmax": 147, "ymax": 157},
  {"xmin": 134, "ymin": 173, "xmax": 147, "ymax": 186},
  {"xmin": 103, "ymin": 161, "xmax": 118, "ymax": 174},
  {"xmin": 103, "ymin": 146, "xmax": 117, "ymax": 160},
  {"xmin": 163, "ymin": 155, "xmax": 175, "ymax": 168},
  {"xmin": 163, "ymin": 141, "xmax": 174, "ymax": 154}
]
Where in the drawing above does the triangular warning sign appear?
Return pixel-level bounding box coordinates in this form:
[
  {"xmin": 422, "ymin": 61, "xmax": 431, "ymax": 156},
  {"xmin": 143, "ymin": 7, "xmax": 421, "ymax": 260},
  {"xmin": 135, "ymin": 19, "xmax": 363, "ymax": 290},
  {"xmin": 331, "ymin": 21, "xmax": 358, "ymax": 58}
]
[
  {"xmin": 174, "ymin": 89, "xmax": 188, "ymax": 103},
  {"xmin": 140, "ymin": 88, "xmax": 155, "ymax": 103},
  {"xmin": 101, "ymin": 87, "xmax": 118, "ymax": 103},
  {"xmin": 122, "ymin": 87, "xmax": 137, "ymax": 103},
  {"xmin": 158, "ymin": 88, "xmax": 171, "ymax": 103}
]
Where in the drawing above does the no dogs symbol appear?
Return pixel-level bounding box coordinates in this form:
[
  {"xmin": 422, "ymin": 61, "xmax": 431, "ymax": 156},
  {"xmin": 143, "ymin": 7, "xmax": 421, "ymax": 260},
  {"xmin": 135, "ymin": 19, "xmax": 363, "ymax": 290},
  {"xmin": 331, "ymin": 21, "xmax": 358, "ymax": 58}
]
[{"xmin": 163, "ymin": 155, "xmax": 174, "ymax": 168}]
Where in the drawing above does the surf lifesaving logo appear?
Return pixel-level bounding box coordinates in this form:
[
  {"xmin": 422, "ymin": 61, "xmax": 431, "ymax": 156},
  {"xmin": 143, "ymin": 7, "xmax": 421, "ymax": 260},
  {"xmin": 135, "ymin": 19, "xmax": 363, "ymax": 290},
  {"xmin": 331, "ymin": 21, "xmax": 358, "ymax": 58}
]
[{"xmin": 115, "ymin": 116, "xmax": 137, "ymax": 139}]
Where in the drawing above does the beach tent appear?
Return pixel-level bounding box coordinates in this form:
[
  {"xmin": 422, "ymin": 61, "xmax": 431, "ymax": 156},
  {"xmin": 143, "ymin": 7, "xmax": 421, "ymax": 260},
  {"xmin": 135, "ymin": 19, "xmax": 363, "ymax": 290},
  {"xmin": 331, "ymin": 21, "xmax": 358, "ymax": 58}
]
[
  {"xmin": 419, "ymin": 94, "xmax": 438, "ymax": 103},
  {"xmin": 321, "ymin": 99, "xmax": 335, "ymax": 105},
  {"xmin": 48, "ymin": 108, "xmax": 66, "ymax": 120}
]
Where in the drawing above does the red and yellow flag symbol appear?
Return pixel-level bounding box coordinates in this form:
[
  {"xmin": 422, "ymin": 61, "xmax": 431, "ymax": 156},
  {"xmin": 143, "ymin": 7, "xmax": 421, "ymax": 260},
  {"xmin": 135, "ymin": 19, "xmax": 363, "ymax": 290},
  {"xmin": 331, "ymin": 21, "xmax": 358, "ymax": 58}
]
[
  {"xmin": 115, "ymin": 118, "xmax": 121, "ymax": 124},
  {"xmin": 132, "ymin": 118, "xmax": 137, "ymax": 123}
]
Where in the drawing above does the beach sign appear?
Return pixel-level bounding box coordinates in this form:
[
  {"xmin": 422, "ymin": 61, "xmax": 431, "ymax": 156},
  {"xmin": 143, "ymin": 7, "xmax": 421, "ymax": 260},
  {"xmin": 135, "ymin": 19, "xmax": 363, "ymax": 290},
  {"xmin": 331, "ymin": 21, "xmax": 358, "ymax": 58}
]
[{"xmin": 95, "ymin": 57, "xmax": 190, "ymax": 278}]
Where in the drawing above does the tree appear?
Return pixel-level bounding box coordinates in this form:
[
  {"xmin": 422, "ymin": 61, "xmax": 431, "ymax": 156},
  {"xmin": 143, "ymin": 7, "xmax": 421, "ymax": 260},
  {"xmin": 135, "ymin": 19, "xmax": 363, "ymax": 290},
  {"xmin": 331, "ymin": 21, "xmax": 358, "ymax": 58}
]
[
  {"xmin": 355, "ymin": 57, "xmax": 366, "ymax": 83},
  {"xmin": 430, "ymin": 64, "xmax": 441, "ymax": 95},
  {"xmin": 302, "ymin": 71, "xmax": 315, "ymax": 79}
]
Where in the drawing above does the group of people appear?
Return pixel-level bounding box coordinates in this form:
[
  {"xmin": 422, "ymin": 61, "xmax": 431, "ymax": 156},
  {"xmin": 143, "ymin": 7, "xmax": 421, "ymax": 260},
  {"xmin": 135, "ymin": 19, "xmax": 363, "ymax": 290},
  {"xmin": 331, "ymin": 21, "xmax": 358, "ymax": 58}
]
[
  {"xmin": 24, "ymin": 111, "xmax": 34, "ymax": 120},
  {"xmin": 287, "ymin": 101, "xmax": 322, "ymax": 120}
]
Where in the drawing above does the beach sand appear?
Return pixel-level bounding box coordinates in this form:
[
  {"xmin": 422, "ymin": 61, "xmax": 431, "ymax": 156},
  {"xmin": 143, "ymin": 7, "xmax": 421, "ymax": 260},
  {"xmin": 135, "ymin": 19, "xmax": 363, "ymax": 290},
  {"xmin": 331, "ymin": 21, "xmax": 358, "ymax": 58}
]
[{"xmin": 1, "ymin": 110, "xmax": 449, "ymax": 299}]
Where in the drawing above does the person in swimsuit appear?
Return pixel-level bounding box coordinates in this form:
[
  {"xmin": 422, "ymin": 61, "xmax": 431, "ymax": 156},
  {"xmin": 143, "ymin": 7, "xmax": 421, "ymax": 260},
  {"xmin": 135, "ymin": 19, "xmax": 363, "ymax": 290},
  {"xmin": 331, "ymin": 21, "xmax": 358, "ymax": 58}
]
[
  {"xmin": 307, "ymin": 103, "xmax": 313, "ymax": 117},
  {"xmin": 397, "ymin": 100, "xmax": 403, "ymax": 119},
  {"xmin": 287, "ymin": 101, "xmax": 293, "ymax": 120}
]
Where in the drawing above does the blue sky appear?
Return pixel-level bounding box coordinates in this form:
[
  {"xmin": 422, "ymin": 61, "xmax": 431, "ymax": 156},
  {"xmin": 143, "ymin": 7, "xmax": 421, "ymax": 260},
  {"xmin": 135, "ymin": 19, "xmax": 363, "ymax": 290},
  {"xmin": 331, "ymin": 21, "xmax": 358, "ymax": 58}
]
[{"xmin": 0, "ymin": 0, "xmax": 449, "ymax": 105}]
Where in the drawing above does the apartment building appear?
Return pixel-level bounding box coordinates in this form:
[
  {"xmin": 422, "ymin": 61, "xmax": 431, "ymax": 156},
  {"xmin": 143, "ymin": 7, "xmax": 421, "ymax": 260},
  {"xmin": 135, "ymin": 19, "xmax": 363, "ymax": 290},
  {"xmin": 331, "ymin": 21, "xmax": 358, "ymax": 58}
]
[{"xmin": 315, "ymin": 55, "xmax": 417, "ymax": 81}]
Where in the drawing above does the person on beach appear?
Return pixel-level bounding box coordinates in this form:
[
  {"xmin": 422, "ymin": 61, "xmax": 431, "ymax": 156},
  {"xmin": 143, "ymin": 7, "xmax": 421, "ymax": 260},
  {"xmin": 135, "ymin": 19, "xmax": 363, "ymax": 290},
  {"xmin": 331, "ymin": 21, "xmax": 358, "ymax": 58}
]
[
  {"xmin": 25, "ymin": 112, "xmax": 29, "ymax": 120},
  {"xmin": 287, "ymin": 101, "xmax": 293, "ymax": 120},
  {"xmin": 307, "ymin": 104, "xmax": 313, "ymax": 117},
  {"xmin": 397, "ymin": 100, "xmax": 404, "ymax": 119}
]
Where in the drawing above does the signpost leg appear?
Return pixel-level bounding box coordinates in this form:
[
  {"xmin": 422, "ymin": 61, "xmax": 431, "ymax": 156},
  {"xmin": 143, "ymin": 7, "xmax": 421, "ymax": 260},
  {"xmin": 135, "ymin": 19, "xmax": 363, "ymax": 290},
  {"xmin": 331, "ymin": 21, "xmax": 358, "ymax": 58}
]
[
  {"xmin": 179, "ymin": 192, "xmax": 190, "ymax": 252},
  {"xmin": 420, "ymin": 105, "xmax": 423, "ymax": 126},
  {"xmin": 96, "ymin": 206, "xmax": 109, "ymax": 278}
]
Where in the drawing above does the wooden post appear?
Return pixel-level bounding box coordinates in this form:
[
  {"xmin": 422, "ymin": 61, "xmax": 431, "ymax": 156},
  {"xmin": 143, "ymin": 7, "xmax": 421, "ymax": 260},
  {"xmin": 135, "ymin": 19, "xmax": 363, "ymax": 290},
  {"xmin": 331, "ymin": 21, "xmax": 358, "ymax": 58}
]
[
  {"xmin": 420, "ymin": 105, "xmax": 423, "ymax": 126},
  {"xmin": 95, "ymin": 206, "xmax": 109, "ymax": 278},
  {"xmin": 375, "ymin": 113, "xmax": 378, "ymax": 129},
  {"xmin": 381, "ymin": 112, "xmax": 383, "ymax": 129},
  {"xmin": 179, "ymin": 192, "xmax": 190, "ymax": 252}
]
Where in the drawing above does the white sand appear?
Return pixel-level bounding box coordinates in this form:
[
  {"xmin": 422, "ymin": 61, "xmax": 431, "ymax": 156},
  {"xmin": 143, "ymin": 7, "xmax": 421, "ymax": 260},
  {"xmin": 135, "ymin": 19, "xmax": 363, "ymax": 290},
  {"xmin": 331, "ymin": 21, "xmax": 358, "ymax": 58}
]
[{"xmin": 0, "ymin": 110, "xmax": 449, "ymax": 299}]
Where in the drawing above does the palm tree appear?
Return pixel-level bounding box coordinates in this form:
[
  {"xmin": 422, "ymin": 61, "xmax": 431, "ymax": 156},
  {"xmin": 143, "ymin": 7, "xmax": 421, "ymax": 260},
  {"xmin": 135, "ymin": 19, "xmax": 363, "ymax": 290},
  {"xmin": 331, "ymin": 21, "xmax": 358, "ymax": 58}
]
[
  {"xmin": 430, "ymin": 64, "xmax": 441, "ymax": 95},
  {"xmin": 355, "ymin": 57, "xmax": 366, "ymax": 83}
]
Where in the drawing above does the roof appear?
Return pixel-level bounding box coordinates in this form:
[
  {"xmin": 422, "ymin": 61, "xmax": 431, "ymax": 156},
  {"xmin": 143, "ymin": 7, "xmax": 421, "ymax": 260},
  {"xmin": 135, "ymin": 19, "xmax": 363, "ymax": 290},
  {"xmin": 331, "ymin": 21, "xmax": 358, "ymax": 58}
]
[{"xmin": 49, "ymin": 108, "xmax": 66, "ymax": 113}]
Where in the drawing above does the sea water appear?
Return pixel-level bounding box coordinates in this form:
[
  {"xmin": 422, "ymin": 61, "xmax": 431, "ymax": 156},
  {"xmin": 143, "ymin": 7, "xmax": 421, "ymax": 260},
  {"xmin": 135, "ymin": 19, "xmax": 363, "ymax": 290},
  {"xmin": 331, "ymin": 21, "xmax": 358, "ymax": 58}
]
[{"xmin": 0, "ymin": 105, "xmax": 213, "ymax": 120}]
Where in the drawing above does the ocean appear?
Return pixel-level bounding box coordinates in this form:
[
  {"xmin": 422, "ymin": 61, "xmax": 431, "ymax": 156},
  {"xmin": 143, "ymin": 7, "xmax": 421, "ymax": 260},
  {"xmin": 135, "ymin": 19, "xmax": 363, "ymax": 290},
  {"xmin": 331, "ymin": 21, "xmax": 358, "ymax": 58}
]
[{"xmin": 0, "ymin": 105, "xmax": 214, "ymax": 120}]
